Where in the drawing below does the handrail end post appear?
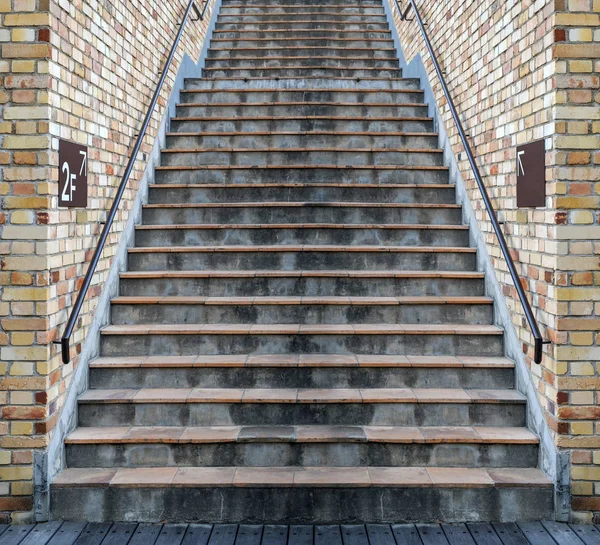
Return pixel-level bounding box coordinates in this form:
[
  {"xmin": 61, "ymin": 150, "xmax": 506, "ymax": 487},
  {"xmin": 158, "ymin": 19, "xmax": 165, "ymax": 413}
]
[
  {"xmin": 534, "ymin": 338, "xmax": 543, "ymax": 364},
  {"xmin": 61, "ymin": 337, "xmax": 71, "ymax": 365}
]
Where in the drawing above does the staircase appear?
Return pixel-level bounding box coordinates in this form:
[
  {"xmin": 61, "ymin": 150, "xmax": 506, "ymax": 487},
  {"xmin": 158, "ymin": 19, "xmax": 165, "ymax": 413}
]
[{"xmin": 51, "ymin": 0, "xmax": 554, "ymax": 523}]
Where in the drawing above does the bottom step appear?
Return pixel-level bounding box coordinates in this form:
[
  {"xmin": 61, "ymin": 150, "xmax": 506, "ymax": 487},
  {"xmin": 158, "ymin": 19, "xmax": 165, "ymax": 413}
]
[{"xmin": 51, "ymin": 466, "xmax": 553, "ymax": 523}]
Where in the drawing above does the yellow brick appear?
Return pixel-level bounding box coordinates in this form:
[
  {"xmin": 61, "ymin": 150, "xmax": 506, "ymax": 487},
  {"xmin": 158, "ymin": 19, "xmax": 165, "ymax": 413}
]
[
  {"xmin": 570, "ymin": 211, "xmax": 594, "ymax": 224},
  {"xmin": 572, "ymin": 466, "xmax": 600, "ymax": 480},
  {"xmin": 0, "ymin": 466, "xmax": 33, "ymax": 481},
  {"xmin": 571, "ymin": 481, "xmax": 594, "ymax": 495},
  {"xmin": 571, "ymin": 332, "xmax": 594, "ymax": 345},
  {"xmin": 571, "ymin": 391, "xmax": 595, "ymax": 405},
  {"xmin": 3, "ymin": 106, "xmax": 48, "ymax": 120},
  {"xmin": 11, "ymin": 60, "xmax": 36, "ymax": 73},
  {"xmin": 11, "ymin": 28, "xmax": 35, "ymax": 42},
  {"xmin": 571, "ymin": 362, "xmax": 596, "ymax": 376},
  {"xmin": 10, "ymin": 210, "xmax": 35, "ymax": 224},
  {"xmin": 2, "ymin": 135, "xmax": 49, "ymax": 150},
  {"xmin": 570, "ymin": 28, "xmax": 593, "ymax": 41},
  {"xmin": 3, "ymin": 345, "xmax": 48, "ymax": 361},
  {"xmin": 11, "ymin": 332, "xmax": 35, "ymax": 346},
  {"xmin": 11, "ymin": 481, "xmax": 33, "ymax": 495},
  {"xmin": 9, "ymin": 362, "xmax": 34, "ymax": 375},
  {"xmin": 0, "ymin": 122, "xmax": 12, "ymax": 134},
  {"xmin": 2, "ymin": 287, "xmax": 52, "ymax": 302},
  {"xmin": 0, "ymin": 451, "xmax": 10, "ymax": 465},
  {"xmin": 569, "ymin": 60, "xmax": 593, "ymax": 72},
  {"xmin": 556, "ymin": 136, "xmax": 600, "ymax": 150},
  {"xmin": 3, "ymin": 13, "xmax": 50, "ymax": 26},
  {"xmin": 572, "ymin": 422, "xmax": 595, "ymax": 435},
  {"xmin": 10, "ymin": 422, "xmax": 33, "ymax": 435},
  {"xmin": 593, "ymin": 451, "xmax": 600, "ymax": 464},
  {"xmin": 555, "ymin": 13, "xmax": 600, "ymax": 25}
]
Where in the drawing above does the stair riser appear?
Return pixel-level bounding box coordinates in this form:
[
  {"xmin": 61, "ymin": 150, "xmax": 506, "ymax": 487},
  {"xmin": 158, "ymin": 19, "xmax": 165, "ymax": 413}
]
[
  {"xmin": 165, "ymin": 134, "xmax": 437, "ymax": 151},
  {"xmin": 50, "ymin": 487, "xmax": 553, "ymax": 524},
  {"xmin": 204, "ymin": 59, "xmax": 399, "ymax": 69},
  {"xmin": 184, "ymin": 79, "xmax": 418, "ymax": 91},
  {"xmin": 169, "ymin": 119, "xmax": 434, "ymax": 134},
  {"xmin": 100, "ymin": 332, "xmax": 503, "ymax": 358},
  {"xmin": 141, "ymin": 208, "xmax": 462, "ymax": 227},
  {"xmin": 207, "ymin": 49, "xmax": 396, "ymax": 59},
  {"xmin": 128, "ymin": 250, "xmax": 476, "ymax": 272},
  {"xmin": 160, "ymin": 151, "xmax": 443, "ymax": 168},
  {"xmin": 146, "ymin": 186, "xmax": 453, "ymax": 204},
  {"xmin": 175, "ymin": 105, "xmax": 426, "ymax": 118},
  {"xmin": 66, "ymin": 442, "xmax": 536, "ymax": 469},
  {"xmin": 203, "ymin": 68, "xmax": 401, "ymax": 78},
  {"xmin": 134, "ymin": 228, "xmax": 469, "ymax": 248},
  {"xmin": 119, "ymin": 277, "xmax": 486, "ymax": 298},
  {"xmin": 154, "ymin": 167, "xmax": 446, "ymax": 186},
  {"xmin": 212, "ymin": 31, "xmax": 392, "ymax": 40},
  {"xmin": 214, "ymin": 23, "xmax": 391, "ymax": 31},
  {"xmin": 222, "ymin": 0, "xmax": 385, "ymax": 4},
  {"xmin": 179, "ymin": 89, "xmax": 422, "ymax": 103},
  {"xmin": 110, "ymin": 303, "xmax": 494, "ymax": 326},
  {"xmin": 78, "ymin": 401, "xmax": 522, "ymax": 427},
  {"xmin": 217, "ymin": 14, "xmax": 387, "ymax": 22},
  {"xmin": 220, "ymin": 7, "xmax": 385, "ymax": 15},
  {"xmin": 209, "ymin": 40, "xmax": 395, "ymax": 49},
  {"xmin": 90, "ymin": 367, "xmax": 513, "ymax": 390}
]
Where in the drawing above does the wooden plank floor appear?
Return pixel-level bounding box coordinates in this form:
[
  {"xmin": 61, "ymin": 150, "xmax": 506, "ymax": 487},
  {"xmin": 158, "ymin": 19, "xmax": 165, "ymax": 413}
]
[{"xmin": 1, "ymin": 523, "xmax": 600, "ymax": 545}]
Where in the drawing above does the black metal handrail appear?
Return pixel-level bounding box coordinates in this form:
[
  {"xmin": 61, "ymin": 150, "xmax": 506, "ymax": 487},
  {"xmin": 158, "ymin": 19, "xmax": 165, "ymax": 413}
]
[
  {"xmin": 395, "ymin": 0, "xmax": 548, "ymax": 364},
  {"xmin": 59, "ymin": 0, "xmax": 208, "ymax": 364}
]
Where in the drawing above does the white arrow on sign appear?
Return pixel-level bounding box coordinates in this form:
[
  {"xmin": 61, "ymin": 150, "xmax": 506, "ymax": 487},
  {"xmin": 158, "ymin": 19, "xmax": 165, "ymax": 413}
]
[
  {"xmin": 517, "ymin": 150, "xmax": 525, "ymax": 176},
  {"xmin": 79, "ymin": 150, "xmax": 87, "ymax": 176}
]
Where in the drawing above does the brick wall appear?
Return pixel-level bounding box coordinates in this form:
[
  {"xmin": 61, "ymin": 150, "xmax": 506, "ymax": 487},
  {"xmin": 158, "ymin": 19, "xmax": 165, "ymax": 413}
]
[
  {"xmin": 0, "ymin": 0, "xmax": 214, "ymax": 522},
  {"xmin": 390, "ymin": 0, "xmax": 600, "ymax": 522}
]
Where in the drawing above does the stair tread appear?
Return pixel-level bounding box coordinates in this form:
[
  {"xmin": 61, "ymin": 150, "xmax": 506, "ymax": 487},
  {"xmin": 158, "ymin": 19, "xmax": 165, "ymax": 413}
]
[
  {"xmin": 150, "ymin": 182, "xmax": 446, "ymax": 187},
  {"xmin": 90, "ymin": 354, "xmax": 513, "ymax": 368},
  {"xmin": 143, "ymin": 202, "xmax": 460, "ymax": 208},
  {"xmin": 172, "ymin": 116, "xmax": 431, "ymax": 121},
  {"xmin": 65, "ymin": 425, "xmax": 538, "ymax": 444},
  {"xmin": 129, "ymin": 245, "xmax": 474, "ymax": 253},
  {"xmin": 111, "ymin": 295, "xmax": 492, "ymax": 305},
  {"xmin": 162, "ymin": 147, "xmax": 441, "ymax": 153},
  {"xmin": 177, "ymin": 102, "xmax": 424, "ymax": 107},
  {"xmin": 181, "ymin": 88, "xmax": 416, "ymax": 93},
  {"xmin": 79, "ymin": 387, "xmax": 524, "ymax": 404},
  {"xmin": 167, "ymin": 132, "xmax": 436, "ymax": 137},
  {"xmin": 156, "ymin": 164, "xmax": 445, "ymax": 171},
  {"xmin": 137, "ymin": 223, "xmax": 467, "ymax": 230},
  {"xmin": 53, "ymin": 466, "xmax": 551, "ymax": 488},
  {"xmin": 119, "ymin": 269, "xmax": 485, "ymax": 279}
]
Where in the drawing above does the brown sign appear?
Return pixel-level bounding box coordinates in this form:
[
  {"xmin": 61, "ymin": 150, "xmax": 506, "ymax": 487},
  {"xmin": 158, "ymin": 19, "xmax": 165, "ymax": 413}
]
[
  {"xmin": 58, "ymin": 139, "xmax": 88, "ymax": 207},
  {"xmin": 516, "ymin": 139, "xmax": 545, "ymax": 207}
]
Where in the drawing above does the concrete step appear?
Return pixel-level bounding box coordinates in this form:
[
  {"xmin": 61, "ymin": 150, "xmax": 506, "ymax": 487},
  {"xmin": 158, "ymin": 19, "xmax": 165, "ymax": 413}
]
[
  {"xmin": 110, "ymin": 295, "xmax": 494, "ymax": 326},
  {"xmin": 159, "ymin": 149, "xmax": 444, "ymax": 168},
  {"xmin": 164, "ymin": 133, "xmax": 437, "ymax": 150},
  {"xmin": 202, "ymin": 67, "xmax": 402, "ymax": 79},
  {"xmin": 89, "ymin": 355, "xmax": 514, "ymax": 389},
  {"xmin": 207, "ymin": 47, "xmax": 396, "ymax": 59},
  {"xmin": 51, "ymin": 466, "xmax": 553, "ymax": 523},
  {"xmin": 204, "ymin": 58, "xmax": 400, "ymax": 71},
  {"xmin": 141, "ymin": 203, "xmax": 463, "ymax": 227},
  {"xmin": 118, "ymin": 270, "xmax": 487, "ymax": 298},
  {"xmin": 127, "ymin": 244, "xmax": 476, "ymax": 271},
  {"xmin": 134, "ymin": 224, "xmax": 470, "ymax": 248},
  {"xmin": 219, "ymin": 6, "xmax": 386, "ymax": 15},
  {"xmin": 212, "ymin": 30, "xmax": 393, "ymax": 40},
  {"xmin": 154, "ymin": 165, "xmax": 446, "ymax": 185},
  {"xmin": 99, "ymin": 323, "xmax": 503, "ymax": 359},
  {"xmin": 214, "ymin": 22, "xmax": 391, "ymax": 31},
  {"xmin": 217, "ymin": 13, "xmax": 387, "ymax": 21},
  {"xmin": 64, "ymin": 425, "xmax": 538, "ymax": 468},
  {"xmin": 146, "ymin": 183, "xmax": 453, "ymax": 204},
  {"xmin": 174, "ymin": 104, "xmax": 428, "ymax": 118},
  {"xmin": 78, "ymin": 386, "xmax": 521, "ymax": 427},
  {"xmin": 169, "ymin": 118, "xmax": 434, "ymax": 135},
  {"xmin": 209, "ymin": 38, "xmax": 396, "ymax": 48},
  {"xmin": 203, "ymin": 58, "xmax": 399, "ymax": 70},
  {"xmin": 183, "ymin": 78, "xmax": 419, "ymax": 91},
  {"xmin": 178, "ymin": 87, "xmax": 423, "ymax": 103}
]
